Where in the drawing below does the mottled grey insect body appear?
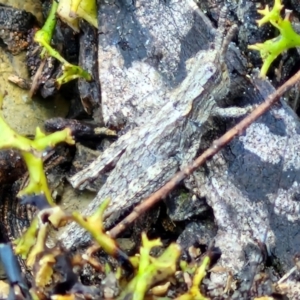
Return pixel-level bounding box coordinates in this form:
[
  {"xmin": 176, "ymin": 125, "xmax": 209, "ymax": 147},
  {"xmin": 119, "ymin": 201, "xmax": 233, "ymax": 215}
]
[{"xmin": 62, "ymin": 9, "xmax": 237, "ymax": 247}]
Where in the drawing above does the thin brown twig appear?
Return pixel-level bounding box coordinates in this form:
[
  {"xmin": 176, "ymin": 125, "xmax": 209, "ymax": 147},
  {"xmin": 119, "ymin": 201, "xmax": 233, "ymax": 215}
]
[
  {"xmin": 107, "ymin": 70, "xmax": 300, "ymax": 239},
  {"xmin": 29, "ymin": 58, "xmax": 46, "ymax": 98}
]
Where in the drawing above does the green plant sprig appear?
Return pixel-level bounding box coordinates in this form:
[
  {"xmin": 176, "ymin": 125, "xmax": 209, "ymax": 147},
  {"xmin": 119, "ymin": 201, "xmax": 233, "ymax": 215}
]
[
  {"xmin": 14, "ymin": 195, "xmax": 216, "ymax": 299},
  {"xmin": 73, "ymin": 199, "xmax": 123, "ymax": 256},
  {"xmin": 248, "ymin": 0, "xmax": 300, "ymax": 78},
  {"xmin": 34, "ymin": 0, "xmax": 92, "ymax": 87},
  {"xmin": 0, "ymin": 115, "xmax": 74, "ymax": 204},
  {"xmin": 119, "ymin": 233, "xmax": 181, "ymax": 300},
  {"xmin": 178, "ymin": 256, "xmax": 210, "ymax": 300},
  {"xmin": 57, "ymin": 0, "xmax": 98, "ymax": 32}
]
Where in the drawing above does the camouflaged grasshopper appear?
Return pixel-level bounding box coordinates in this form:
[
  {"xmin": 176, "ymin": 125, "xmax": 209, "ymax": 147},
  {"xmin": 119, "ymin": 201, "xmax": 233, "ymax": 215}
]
[{"xmin": 61, "ymin": 4, "xmax": 250, "ymax": 248}]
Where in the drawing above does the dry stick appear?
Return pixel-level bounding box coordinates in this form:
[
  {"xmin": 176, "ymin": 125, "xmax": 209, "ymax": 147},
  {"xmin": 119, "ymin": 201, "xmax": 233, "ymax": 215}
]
[
  {"xmin": 107, "ymin": 70, "xmax": 300, "ymax": 239},
  {"xmin": 29, "ymin": 58, "xmax": 46, "ymax": 98}
]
